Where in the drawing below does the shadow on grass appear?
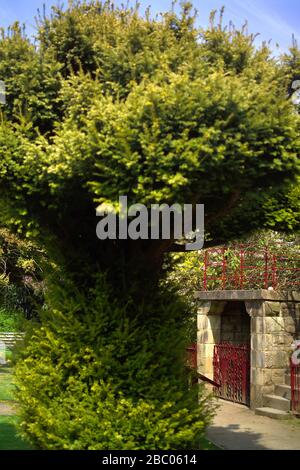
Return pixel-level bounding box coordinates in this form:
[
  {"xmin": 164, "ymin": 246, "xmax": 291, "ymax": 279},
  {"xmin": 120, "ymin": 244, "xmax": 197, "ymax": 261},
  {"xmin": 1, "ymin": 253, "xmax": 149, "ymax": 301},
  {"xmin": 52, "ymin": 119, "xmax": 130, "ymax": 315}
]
[
  {"xmin": 200, "ymin": 436, "xmax": 220, "ymax": 450},
  {"xmin": 0, "ymin": 416, "xmax": 32, "ymax": 450},
  {"xmin": 0, "ymin": 366, "xmax": 13, "ymax": 375}
]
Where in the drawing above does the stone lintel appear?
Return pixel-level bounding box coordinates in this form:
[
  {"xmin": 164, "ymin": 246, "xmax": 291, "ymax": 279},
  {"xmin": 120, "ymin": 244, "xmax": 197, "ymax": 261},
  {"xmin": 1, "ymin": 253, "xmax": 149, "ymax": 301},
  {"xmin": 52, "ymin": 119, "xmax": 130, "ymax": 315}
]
[{"xmin": 195, "ymin": 290, "xmax": 300, "ymax": 302}]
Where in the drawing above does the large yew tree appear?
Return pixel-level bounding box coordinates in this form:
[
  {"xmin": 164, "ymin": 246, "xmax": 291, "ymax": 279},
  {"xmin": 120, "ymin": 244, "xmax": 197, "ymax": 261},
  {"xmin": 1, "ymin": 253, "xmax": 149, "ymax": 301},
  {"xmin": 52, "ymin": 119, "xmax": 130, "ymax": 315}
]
[{"xmin": 0, "ymin": 1, "xmax": 299, "ymax": 449}]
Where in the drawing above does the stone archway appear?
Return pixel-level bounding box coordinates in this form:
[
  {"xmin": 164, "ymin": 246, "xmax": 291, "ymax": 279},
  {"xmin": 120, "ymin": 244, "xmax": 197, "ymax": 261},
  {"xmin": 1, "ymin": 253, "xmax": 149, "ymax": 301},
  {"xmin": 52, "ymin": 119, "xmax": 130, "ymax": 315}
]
[
  {"xmin": 197, "ymin": 299, "xmax": 251, "ymax": 405},
  {"xmin": 196, "ymin": 290, "xmax": 300, "ymax": 410}
]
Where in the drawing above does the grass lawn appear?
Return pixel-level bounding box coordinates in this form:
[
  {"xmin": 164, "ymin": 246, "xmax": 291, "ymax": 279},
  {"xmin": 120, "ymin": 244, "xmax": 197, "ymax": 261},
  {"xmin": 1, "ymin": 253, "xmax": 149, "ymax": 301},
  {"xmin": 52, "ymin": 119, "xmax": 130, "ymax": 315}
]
[
  {"xmin": 0, "ymin": 366, "xmax": 15, "ymax": 401},
  {"xmin": 200, "ymin": 437, "xmax": 220, "ymax": 450},
  {"xmin": 0, "ymin": 366, "xmax": 32, "ymax": 450},
  {"xmin": 0, "ymin": 415, "xmax": 31, "ymax": 450}
]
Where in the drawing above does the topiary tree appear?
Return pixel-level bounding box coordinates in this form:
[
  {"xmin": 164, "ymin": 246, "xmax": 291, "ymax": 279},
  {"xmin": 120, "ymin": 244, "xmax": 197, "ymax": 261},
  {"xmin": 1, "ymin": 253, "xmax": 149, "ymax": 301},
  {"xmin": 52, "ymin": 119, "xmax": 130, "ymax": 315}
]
[
  {"xmin": 15, "ymin": 274, "xmax": 213, "ymax": 449},
  {"xmin": 0, "ymin": 1, "xmax": 298, "ymax": 449}
]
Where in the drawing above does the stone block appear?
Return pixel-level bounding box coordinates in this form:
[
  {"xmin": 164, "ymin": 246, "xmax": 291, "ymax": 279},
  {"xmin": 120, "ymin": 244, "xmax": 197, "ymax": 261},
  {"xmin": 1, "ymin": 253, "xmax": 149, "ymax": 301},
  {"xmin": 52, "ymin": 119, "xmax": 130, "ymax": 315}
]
[
  {"xmin": 261, "ymin": 385, "xmax": 275, "ymax": 395},
  {"xmin": 198, "ymin": 356, "xmax": 214, "ymax": 376},
  {"xmin": 250, "ymin": 367, "xmax": 257, "ymax": 384},
  {"xmin": 264, "ymin": 351, "xmax": 288, "ymax": 369},
  {"xmin": 197, "ymin": 313, "xmax": 221, "ymax": 344},
  {"xmin": 197, "ymin": 314, "xmax": 208, "ymax": 331},
  {"xmin": 251, "ymin": 368, "xmax": 272, "ymax": 386},
  {"xmin": 251, "ymin": 317, "xmax": 265, "ymax": 334},
  {"xmin": 272, "ymin": 333, "xmax": 291, "ymax": 347},
  {"xmin": 245, "ymin": 300, "xmax": 264, "ymax": 317},
  {"xmin": 265, "ymin": 301, "xmax": 281, "ymax": 316},
  {"xmin": 271, "ymin": 369, "xmax": 285, "ymax": 385},
  {"xmin": 251, "ymin": 333, "xmax": 271, "ymax": 350},
  {"xmin": 283, "ymin": 318, "xmax": 296, "ymax": 334},
  {"xmin": 251, "ymin": 350, "xmax": 265, "ymax": 368},
  {"xmin": 203, "ymin": 343, "xmax": 215, "ymax": 358},
  {"xmin": 197, "ymin": 329, "xmax": 208, "ymax": 345},
  {"xmin": 204, "ymin": 357, "xmax": 213, "ymax": 375},
  {"xmin": 197, "ymin": 328, "xmax": 220, "ymax": 345},
  {"xmin": 286, "ymin": 292, "xmax": 300, "ymax": 302},
  {"xmin": 250, "ymin": 384, "xmax": 264, "ymax": 409},
  {"xmin": 252, "ymin": 367, "xmax": 284, "ymax": 386},
  {"xmin": 197, "ymin": 356, "xmax": 206, "ymax": 369},
  {"xmin": 253, "ymin": 333, "xmax": 283, "ymax": 351},
  {"xmin": 197, "ymin": 301, "xmax": 211, "ymax": 315},
  {"xmin": 281, "ymin": 303, "xmax": 292, "ymax": 317},
  {"xmin": 264, "ymin": 334, "xmax": 275, "ymax": 350},
  {"xmin": 197, "ymin": 344, "xmax": 206, "ymax": 364},
  {"xmin": 208, "ymin": 315, "xmax": 221, "ymax": 330},
  {"xmin": 264, "ymin": 317, "xmax": 285, "ymax": 334}
]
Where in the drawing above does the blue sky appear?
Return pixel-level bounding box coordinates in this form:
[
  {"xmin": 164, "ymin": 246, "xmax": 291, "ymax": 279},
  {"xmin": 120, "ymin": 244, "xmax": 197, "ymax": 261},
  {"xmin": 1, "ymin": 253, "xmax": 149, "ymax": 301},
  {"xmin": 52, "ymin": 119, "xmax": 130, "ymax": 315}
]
[{"xmin": 0, "ymin": 0, "xmax": 299, "ymax": 52}]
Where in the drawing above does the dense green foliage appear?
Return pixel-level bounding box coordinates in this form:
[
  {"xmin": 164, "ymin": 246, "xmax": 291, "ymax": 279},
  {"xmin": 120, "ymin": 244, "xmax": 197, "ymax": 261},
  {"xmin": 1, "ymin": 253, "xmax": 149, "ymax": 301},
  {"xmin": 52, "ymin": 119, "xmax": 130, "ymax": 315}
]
[
  {"xmin": 15, "ymin": 275, "xmax": 212, "ymax": 449},
  {"xmin": 0, "ymin": 2, "xmax": 298, "ymax": 255},
  {"xmin": 0, "ymin": 308, "xmax": 24, "ymax": 332},
  {"xmin": 0, "ymin": 228, "xmax": 44, "ymax": 319},
  {"xmin": 0, "ymin": 1, "xmax": 298, "ymax": 449}
]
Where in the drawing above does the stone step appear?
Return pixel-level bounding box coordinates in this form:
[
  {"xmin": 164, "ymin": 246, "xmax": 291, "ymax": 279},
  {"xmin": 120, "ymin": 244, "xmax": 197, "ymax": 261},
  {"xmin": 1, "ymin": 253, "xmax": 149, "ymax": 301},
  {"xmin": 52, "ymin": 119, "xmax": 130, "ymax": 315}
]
[
  {"xmin": 285, "ymin": 373, "xmax": 291, "ymax": 386},
  {"xmin": 275, "ymin": 384, "xmax": 291, "ymax": 400},
  {"xmin": 255, "ymin": 407, "xmax": 290, "ymax": 420},
  {"xmin": 263, "ymin": 394, "xmax": 290, "ymax": 412}
]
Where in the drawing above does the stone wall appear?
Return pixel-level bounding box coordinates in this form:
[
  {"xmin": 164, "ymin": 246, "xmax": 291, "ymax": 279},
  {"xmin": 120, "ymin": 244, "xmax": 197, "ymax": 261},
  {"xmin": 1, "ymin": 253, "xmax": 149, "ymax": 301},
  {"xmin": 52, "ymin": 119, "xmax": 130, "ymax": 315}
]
[
  {"xmin": 249, "ymin": 296, "xmax": 300, "ymax": 407},
  {"xmin": 220, "ymin": 301, "xmax": 250, "ymax": 345},
  {"xmin": 196, "ymin": 290, "xmax": 300, "ymax": 409}
]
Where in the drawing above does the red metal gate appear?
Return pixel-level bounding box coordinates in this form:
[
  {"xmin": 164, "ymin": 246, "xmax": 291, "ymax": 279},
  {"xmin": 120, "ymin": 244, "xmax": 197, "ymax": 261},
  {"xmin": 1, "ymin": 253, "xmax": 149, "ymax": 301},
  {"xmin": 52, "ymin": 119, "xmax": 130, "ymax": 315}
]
[{"xmin": 213, "ymin": 343, "xmax": 250, "ymax": 405}]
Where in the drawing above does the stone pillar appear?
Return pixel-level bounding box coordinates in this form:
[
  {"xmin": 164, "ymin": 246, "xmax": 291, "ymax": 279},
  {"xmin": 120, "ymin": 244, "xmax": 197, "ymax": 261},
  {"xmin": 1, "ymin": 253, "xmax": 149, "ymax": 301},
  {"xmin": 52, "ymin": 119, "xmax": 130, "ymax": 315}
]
[
  {"xmin": 246, "ymin": 299, "xmax": 298, "ymax": 409},
  {"xmin": 197, "ymin": 301, "xmax": 225, "ymax": 380}
]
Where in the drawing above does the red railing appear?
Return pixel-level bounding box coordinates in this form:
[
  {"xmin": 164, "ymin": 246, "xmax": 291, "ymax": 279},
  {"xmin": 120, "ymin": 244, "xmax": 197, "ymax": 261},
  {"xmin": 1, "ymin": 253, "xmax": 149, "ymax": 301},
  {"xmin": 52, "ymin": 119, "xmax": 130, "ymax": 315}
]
[
  {"xmin": 291, "ymin": 353, "xmax": 300, "ymax": 414},
  {"xmin": 202, "ymin": 244, "xmax": 300, "ymax": 291},
  {"xmin": 186, "ymin": 343, "xmax": 221, "ymax": 388}
]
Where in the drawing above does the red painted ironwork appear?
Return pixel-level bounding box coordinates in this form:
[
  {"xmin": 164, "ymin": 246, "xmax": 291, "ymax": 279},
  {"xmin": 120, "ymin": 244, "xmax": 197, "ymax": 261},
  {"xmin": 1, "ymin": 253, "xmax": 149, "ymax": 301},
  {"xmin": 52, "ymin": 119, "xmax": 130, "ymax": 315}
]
[
  {"xmin": 197, "ymin": 372, "xmax": 220, "ymax": 388},
  {"xmin": 264, "ymin": 246, "xmax": 269, "ymax": 289},
  {"xmin": 186, "ymin": 343, "xmax": 221, "ymax": 388},
  {"xmin": 291, "ymin": 353, "xmax": 300, "ymax": 414},
  {"xmin": 272, "ymin": 254, "xmax": 277, "ymax": 290},
  {"xmin": 240, "ymin": 249, "xmax": 244, "ymax": 289},
  {"xmin": 222, "ymin": 247, "xmax": 226, "ymax": 290},
  {"xmin": 213, "ymin": 342, "xmax": 250, "ymax": 405},
  {"xmin": 186, "ymin": 343, "xmax": 197, "ymax": 370},
  {"xmin": 201, "ymin": 244, "xmax": 300, "ymax": 291},
  {"xmin": 203, "ymin": 251, "xmax": 208, "ymax": 290}
]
